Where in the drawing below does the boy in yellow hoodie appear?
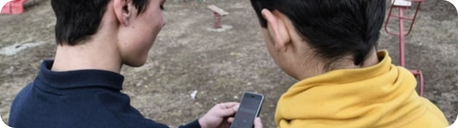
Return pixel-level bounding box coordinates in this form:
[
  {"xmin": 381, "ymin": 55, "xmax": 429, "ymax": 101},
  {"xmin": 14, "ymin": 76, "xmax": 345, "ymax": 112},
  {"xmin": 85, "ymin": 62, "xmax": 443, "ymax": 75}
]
[{"xmin": 248, "ymin": 0, "xmax": 449, "ymax": 127}]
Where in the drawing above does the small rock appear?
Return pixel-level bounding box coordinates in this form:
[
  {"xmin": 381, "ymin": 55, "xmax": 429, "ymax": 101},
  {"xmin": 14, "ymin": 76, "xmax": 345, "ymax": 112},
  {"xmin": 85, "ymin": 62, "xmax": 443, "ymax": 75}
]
[{"xmin": 191, "ymin": 90, "xmax": 198, "ymax": 99}]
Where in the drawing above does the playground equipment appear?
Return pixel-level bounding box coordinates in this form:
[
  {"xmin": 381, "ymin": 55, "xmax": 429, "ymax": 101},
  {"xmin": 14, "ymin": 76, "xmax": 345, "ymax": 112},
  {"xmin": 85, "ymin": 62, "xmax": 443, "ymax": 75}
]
[
  {"xmin": 1, "ymin": 0, "xmax": 34, "ymax": 14},
  {"xmin": 384, "ymin": 0, "xmax": 426, "ymax": 96},
  {"xmin": 207, "ymin": 5, "xmax": 228, "ymax": 29}
]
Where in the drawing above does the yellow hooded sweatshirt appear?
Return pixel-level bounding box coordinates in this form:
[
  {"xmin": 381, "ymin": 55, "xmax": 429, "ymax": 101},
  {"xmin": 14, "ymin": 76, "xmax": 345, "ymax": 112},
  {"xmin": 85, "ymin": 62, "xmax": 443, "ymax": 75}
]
[{"xmin": 276, "ymin": 51, "xmax": 449, "ymax": 128}]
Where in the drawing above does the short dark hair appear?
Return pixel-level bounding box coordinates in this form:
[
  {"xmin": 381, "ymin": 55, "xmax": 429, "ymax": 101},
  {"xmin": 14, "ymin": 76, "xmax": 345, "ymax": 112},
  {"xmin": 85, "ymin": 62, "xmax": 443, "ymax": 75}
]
[
  {"xmin": 51, "ymin": 0, "xmax": 150, "ymax": 45},
  {"xmin": 250, "ymin": 0, "xmax": 386, "ymax": 66}
]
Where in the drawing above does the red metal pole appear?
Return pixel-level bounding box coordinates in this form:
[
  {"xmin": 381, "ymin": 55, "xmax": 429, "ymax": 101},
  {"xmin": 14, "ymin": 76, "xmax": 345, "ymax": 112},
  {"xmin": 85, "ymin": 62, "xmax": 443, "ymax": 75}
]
[
  {"xmin": 398, "ymin": 7, "xmax": 406, "ymax": 67},
  {"xmin": 384, "ymin": 2, "xmax": 395, "ymax": 36},
  {"xmin": 419, "ymin": 71, "xmax": 424, "ymax": 96},
  {"xmin": 405, "ymin": 3, "xmax": 423, "ymax": 36},
  {"xmin": 214, "ymin": 12, "xmax": 222, "ymax": 29}
]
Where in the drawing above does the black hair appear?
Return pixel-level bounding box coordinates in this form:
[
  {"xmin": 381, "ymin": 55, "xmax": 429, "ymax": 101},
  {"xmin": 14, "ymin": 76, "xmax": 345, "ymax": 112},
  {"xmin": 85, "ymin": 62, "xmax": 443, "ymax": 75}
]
[
  {"xmin": 250, "ymin": 0, "xmax": 386, "ymax": 66},
  {"xmin": 51, "ymin": 0, "xmax": 150, "ymax": 45}
]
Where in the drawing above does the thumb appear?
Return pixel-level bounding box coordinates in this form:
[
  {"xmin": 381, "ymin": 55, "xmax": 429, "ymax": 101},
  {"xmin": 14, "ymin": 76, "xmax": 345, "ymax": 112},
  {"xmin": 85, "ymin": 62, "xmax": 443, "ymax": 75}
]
[
  {"xmin": 216, "ymin": 107, "xmax": 237, "ymax": 117},
  {"xmin": 254, "ymin": 117, "xmax": 263, "ymax": 128},
  {"xmin": 227, "ymin": 117, "xmax": 234, "ymax": 123},
  {"xmin": 233, "ymin": 105, "xmax": 239, "ymax": 111}
]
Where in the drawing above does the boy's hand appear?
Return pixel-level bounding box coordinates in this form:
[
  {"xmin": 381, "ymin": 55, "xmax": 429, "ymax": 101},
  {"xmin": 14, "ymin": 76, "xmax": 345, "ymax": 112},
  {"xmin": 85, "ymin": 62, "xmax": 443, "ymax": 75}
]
[
  {"xmin": 227, "ymin": 117, "xmax": 263, "ymax": 128},
  {"xmin": 252, "ymin": 118, "xmax": 263, "ymax": 128},
  {"xmin": 199, "ymin": 102, "xmax": 239, "ymax": 128}
]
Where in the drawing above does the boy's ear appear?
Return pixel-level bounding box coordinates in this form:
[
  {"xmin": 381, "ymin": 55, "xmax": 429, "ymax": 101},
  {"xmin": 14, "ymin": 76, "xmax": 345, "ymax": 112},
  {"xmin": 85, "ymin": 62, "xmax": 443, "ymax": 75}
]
[
  {"xmin": 113, "ymin": 0, "xmax": 133, "ymax": 26},
  {"xmin": 261, "ymin": 9, "xmax": 291, "ymax": 52}
]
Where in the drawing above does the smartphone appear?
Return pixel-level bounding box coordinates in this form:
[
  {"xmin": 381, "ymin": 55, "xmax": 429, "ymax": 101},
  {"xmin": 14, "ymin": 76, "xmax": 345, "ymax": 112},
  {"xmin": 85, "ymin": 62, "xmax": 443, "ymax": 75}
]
[{"xmin": 230, "ymin": 92, "xmax": 264, "ymax": 128}]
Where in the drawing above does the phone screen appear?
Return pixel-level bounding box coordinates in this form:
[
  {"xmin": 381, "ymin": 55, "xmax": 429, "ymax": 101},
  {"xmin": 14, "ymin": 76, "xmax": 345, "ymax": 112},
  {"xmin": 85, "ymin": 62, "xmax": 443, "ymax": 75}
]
[{"xmin": 230, "ymin": 92, "xmax": 264, "ymax": 128}]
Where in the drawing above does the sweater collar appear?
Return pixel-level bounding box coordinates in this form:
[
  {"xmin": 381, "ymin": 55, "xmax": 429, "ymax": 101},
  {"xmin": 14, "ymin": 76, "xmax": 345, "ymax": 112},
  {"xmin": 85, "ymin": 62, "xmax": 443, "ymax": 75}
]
[
  {"xmin": 276, "ymin": 51, "xmax": 422, "ymax": 127},
  {"xmin": 35, "ymin": 60, "xmax": 124, "ymax": 93}
]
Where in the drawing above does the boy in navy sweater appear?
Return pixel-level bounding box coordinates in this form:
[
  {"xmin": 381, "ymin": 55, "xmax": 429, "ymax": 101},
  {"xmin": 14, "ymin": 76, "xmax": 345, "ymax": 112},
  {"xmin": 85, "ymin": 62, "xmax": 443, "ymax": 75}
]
[{"xmin": 8, "ymin": 0, "xmax": 262, "ymax": 128}]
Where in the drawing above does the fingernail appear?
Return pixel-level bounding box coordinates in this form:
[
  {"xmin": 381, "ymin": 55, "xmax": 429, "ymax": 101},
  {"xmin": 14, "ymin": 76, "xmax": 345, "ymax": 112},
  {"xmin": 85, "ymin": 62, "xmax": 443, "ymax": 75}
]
[{"xmin": 233, "ymin": 105, "xmax": 239, "ymax": 111}]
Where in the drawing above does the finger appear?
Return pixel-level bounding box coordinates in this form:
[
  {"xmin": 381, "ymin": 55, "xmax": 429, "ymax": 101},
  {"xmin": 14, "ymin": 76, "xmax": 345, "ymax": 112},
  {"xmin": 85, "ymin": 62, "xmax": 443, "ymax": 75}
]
[
  {"xmin": 232, "ymin": 104, "xmax": 239, "ymax": 111},
  {"xmin": 215, "ymin": 106, "xmax": 237, "ymax": 117},
  {"xmin": 227, "ymin": 117, "xmax": 234, "ymax": 123},
  {"xmin": 218, "ymin": 102, "xmax": 239, "ymax": 109},
  {"xmin": 254, "ymin": 117, "xmax": 263, "ymax": 128}
]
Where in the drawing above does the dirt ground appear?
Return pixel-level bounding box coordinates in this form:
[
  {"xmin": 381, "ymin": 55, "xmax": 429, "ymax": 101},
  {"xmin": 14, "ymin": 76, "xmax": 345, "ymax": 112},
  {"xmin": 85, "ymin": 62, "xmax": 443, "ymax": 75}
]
[{"xmin": 0, "ymin": 0, "xmax": 457, "ymax": 127}]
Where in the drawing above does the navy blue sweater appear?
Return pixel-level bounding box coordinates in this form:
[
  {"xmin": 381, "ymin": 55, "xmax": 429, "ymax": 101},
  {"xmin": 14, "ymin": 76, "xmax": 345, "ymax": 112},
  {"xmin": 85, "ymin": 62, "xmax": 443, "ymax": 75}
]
[{"xmin": 9, "ymin": 60, "xmax": 201, "ymax": 128}]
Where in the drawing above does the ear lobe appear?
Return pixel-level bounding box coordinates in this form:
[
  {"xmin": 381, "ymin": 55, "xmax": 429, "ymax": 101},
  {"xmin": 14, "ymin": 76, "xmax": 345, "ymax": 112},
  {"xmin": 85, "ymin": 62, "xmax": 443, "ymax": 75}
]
[
  {"xmin": 113, "ymin": 0, "xmax": 131, "ymax": 26},
  {"xmin": 261, "ymin": 9, "xmax": 291, "ymax": 52}
]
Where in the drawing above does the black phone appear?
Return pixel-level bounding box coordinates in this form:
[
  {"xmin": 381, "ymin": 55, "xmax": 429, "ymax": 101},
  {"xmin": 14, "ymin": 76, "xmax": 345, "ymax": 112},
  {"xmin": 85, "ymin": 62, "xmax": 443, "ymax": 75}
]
[{"xmin": 230, "ymin": 92, "xmax": 264, "ymax": 128}]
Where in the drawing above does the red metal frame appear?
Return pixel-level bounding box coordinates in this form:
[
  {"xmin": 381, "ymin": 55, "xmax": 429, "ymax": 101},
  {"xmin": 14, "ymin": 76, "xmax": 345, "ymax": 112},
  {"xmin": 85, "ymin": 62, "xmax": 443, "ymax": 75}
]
[
  {"xmin": 384, "ymin": 0, "xmax": 425, "ymax": 96},
  {"xmin": 0, "ymin": 0, "xmax": 34, "ymax": 15},
  {"xmin": 213, "ymin": 12, "xmax": 222, "ymax": 29}
]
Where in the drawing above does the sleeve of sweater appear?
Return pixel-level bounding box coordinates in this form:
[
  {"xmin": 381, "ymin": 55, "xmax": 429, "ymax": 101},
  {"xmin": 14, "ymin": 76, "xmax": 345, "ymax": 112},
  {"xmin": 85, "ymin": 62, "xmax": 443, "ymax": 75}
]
[{"xmin": 178, "ymin": 120, "xmax": 202, "ymax": 128}]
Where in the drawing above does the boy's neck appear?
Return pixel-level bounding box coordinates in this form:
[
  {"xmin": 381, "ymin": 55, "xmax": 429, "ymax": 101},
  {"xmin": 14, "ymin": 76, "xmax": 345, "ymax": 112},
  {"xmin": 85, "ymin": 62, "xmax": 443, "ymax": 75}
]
[
  {"xmin": 295, "ymin": 49, "xmax": 379, "ymax": 80},
  {"xmin": 51, "ymin": 30, "xmax": 123, "ymax": 73},
  {"xmin": 52, "ymin": 44, "xmax": 122, "ymax": 73},
  {"xmin": 52, "ymin": 18, "xmax": 123, "ymax": 73},
  {"xmin": 360, "ymin": 50, "xmax": 379, "ymax": 68}
]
